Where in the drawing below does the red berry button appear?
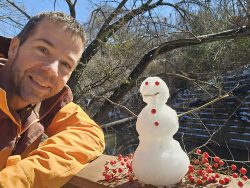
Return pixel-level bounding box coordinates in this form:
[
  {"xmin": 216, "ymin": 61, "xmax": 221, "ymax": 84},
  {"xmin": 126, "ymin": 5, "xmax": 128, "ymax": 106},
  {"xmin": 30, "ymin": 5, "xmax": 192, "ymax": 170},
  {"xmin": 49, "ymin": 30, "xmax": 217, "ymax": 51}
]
[
  {"xmin": 145, "ymin": 81, "xmax": 149, "ymax": 85},
  {"xmin": 151, "ymin": 109, "xmax": 156, "ymax": 114},
  {"xmin": 155, "ymin": 81, "xmax": 160, "ymax": 86},
  {"xmin": 154, "ymin": 121, "xmax": 159, "ymax": 126}
]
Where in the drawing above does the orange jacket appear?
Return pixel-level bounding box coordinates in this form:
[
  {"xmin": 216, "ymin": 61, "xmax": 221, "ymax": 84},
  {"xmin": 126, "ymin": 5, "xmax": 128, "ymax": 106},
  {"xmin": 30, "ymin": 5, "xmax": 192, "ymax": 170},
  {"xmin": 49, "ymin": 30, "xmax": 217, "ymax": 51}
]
[{"xmin": 0, "ymin": 88, "xmax": 105, "ymax": 187}]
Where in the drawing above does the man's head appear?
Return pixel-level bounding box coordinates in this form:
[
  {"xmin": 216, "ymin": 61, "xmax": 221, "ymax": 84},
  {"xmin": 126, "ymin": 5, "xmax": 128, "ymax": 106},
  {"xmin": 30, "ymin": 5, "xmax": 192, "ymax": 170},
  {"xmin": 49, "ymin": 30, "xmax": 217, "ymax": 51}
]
[
  {"xmin": 17, "ymin": 12, "xmax": 85, "ymax": 47},
  {"xmin": 7, "ymin": 12, "xmax": 85, "ymax": 109}
]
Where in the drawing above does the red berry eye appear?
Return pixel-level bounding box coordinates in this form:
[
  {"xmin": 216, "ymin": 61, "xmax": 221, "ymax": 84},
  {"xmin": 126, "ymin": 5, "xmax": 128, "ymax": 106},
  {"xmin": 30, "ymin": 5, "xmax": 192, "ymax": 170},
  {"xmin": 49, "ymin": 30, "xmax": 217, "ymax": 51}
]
[
  {"xmin": 145, "ymin": 82, "xmax": 149, "ymax": 85},
  {"xmin": 155, "ymin": 81, "xmax": 160, "ymax": 86}
]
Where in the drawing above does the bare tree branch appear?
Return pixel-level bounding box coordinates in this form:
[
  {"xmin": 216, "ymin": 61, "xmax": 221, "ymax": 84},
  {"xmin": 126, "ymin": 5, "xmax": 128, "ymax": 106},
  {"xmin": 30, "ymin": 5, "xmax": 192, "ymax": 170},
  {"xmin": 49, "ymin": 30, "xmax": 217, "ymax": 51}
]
[
  {"xmin": 65, "ymin": 0, "xmax": 76, "ymax": 18},
  {"xmin": 93, "ymin": 26, "xmax": 250, "ymax": 122},
  {"xmin": 6, "ymin": 0, "xmax": 30, "ymax": 19},
  {"xmin": 68, "ymin": 0, "xmax": 190, "ymax": 92}
]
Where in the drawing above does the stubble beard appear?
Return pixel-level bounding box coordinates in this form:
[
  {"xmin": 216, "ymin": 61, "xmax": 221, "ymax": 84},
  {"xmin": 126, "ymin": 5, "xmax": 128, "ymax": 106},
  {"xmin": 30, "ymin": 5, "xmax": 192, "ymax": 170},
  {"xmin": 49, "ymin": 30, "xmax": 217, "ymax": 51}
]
[{"xmin": 10, "ymin": 57, "xmax": 45, "ymax": 106}]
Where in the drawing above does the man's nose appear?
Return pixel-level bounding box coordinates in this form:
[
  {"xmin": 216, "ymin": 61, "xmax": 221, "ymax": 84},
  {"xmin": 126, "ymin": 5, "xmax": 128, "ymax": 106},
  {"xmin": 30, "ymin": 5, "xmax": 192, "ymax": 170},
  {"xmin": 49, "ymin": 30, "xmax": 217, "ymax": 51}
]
[{"xmin": 42, "ymin": 60, "xmax": 59, "ymax": 77}]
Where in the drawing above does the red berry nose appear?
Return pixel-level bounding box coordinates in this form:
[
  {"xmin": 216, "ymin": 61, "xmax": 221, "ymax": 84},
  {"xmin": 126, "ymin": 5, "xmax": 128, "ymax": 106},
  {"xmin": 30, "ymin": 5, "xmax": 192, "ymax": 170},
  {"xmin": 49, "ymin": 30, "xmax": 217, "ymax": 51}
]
[
  {"xmin": 145, "ymin": 81, "xmax": 149, "ymax": 85},
  {"xmin": 151, "ymin": 109, "xmax": 156, "ymax": 114},
  {"xmin": 155, "ymin": 81, "xmax": 160, "ymax": 86},
  {"xmin": 154, "ymin": 121, "xmax": 159, "ymax": 126}
]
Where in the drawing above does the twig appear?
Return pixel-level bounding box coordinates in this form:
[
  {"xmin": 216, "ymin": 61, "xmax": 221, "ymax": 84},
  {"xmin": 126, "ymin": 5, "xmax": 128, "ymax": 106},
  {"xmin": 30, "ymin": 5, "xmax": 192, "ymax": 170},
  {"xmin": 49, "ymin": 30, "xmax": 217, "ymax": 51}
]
[
  {"xmin": 95, "ymin": 95, "xmax": 137, "ymax": 117},
  {"xmin": 225, "ymin": 140, "xmax": 235, "ymax": 161},
  {"xmin": 181, "ymin": 133, "xmax": 188, "ymax": 154},
  {"xmin": 88, "ymin": 86, "xmax": 137, "ymax": 118},
  {"xmin": 101, "ymin": 116, "xmax": 137, "ymax": 128},
  {"xmin": 178, "ymin": 93, "xmax": 229, "ymax": 117}
]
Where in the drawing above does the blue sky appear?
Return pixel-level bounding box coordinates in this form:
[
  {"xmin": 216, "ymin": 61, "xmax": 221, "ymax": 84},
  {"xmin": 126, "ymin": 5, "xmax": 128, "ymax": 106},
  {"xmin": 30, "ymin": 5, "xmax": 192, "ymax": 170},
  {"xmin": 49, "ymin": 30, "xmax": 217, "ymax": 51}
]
[
  {"xmin": 21, "ymin": 0, "xmax": 91, "ymax": 22},
  {"xmin": 1, "ymin": 0, "xmax": 92, "ymax": 37},
  {"xmin": 1, "ymin": 0, "xmax": 178, "ymax": 37}
]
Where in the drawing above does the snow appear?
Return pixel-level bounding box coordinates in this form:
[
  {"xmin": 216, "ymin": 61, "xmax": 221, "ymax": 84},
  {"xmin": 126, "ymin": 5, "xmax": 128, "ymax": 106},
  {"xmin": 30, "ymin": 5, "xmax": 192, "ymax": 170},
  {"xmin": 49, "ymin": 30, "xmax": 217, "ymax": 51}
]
[{"xmin": 132, "ymin": 77, "xmax": 190, "ymax": 187}]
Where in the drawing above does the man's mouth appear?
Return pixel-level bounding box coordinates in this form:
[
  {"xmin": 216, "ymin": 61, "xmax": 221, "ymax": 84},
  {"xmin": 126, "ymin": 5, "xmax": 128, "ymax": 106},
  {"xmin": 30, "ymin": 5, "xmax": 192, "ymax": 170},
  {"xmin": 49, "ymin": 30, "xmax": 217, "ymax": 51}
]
[
  {"xmin": 143, "ymin": 92, "xmax": 160, "ymax": 97},
  {"xmin": 29, "ymin": 76, "xmax": 51, "ymax": 89}
]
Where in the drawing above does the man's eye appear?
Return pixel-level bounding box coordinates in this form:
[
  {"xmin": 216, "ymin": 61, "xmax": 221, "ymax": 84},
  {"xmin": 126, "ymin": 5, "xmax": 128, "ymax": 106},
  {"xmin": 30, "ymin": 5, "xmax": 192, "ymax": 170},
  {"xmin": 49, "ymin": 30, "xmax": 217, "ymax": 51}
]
[
  {"xmin": 38, "ymin": 46, "xmax": 49, "ymax": 54},
  {"xmin": 61, "ymin": 61, "xmax": 71, "ymax": 70}
]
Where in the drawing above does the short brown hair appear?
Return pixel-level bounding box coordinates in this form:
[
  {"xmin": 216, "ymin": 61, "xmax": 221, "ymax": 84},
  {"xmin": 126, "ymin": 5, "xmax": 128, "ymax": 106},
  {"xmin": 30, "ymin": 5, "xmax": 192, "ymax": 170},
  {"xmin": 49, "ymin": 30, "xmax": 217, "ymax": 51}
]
[{"xmin": 17, "ymin": 12, "xmax": 85, "ymax": 46}]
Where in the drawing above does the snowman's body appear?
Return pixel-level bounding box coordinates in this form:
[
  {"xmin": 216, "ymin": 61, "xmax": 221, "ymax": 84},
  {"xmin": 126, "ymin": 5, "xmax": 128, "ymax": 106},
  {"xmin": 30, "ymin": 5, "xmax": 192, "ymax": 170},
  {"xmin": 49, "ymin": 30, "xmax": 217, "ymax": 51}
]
[{"xmin": 132, "ymin": 77, "xmax": 190, "ymax": 187}]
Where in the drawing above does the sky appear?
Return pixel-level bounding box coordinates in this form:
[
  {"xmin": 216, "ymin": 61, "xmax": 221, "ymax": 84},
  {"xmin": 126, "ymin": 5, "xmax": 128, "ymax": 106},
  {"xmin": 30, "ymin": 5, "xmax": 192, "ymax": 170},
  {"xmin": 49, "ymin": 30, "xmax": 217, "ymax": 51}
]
[
  {"xmin": 1, "ymin": 0, "xmax": 93, "ymax": 37},
  {"xmin": 21, "ymin": 0, "xmax": 91, "ymax": 21},
  {"xmin": 1, "ymin": 0, "xmax": 179, "ymax": 37}
]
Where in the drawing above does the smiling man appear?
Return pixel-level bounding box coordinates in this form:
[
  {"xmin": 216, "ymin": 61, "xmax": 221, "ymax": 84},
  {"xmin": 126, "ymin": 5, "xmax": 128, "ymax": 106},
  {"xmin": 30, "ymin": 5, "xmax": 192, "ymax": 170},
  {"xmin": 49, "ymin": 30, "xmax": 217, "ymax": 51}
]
[{"xmin": 0, "ymin": 12, "xmax": 104, "ymax": 187}]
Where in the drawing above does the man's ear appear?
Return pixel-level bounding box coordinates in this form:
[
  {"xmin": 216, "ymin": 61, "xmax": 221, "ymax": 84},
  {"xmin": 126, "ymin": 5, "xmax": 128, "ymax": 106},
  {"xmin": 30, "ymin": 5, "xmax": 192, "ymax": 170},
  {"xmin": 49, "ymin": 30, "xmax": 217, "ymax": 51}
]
[{"xmin": 8, "ymin": 37, "xmax": 20, "ymax": 60}]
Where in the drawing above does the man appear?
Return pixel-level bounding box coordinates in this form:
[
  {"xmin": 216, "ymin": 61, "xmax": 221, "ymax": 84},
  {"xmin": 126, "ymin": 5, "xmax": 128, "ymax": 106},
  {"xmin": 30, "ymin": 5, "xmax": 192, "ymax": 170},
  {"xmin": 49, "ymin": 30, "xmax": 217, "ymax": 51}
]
[{"xmin": 0, "ymin": 12, "xmax": 105, "ymax": 187}]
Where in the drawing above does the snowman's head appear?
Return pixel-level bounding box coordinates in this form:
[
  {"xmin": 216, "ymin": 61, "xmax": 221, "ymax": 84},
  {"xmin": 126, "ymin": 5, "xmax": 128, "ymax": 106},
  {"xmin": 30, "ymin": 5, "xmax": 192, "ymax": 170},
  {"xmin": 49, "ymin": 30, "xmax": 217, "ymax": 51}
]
[{"xmin": 140, "ymin": 77, "xmax": 170, "ymax": 105}]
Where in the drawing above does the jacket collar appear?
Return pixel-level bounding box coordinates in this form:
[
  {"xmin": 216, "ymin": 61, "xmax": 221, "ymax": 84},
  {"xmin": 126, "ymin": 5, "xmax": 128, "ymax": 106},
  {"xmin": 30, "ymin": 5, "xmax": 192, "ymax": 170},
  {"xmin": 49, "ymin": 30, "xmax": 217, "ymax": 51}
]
[{"xmin": 0, "ymin": 88, "xmax": 21, "ymax": 132}]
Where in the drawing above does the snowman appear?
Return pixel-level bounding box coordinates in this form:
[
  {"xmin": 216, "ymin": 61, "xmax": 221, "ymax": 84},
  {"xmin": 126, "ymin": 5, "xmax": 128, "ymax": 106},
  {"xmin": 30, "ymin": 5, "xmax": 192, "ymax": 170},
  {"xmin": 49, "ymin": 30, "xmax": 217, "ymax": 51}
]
[{"xmin": 132, "ymin": 76, "xmax": 190, "ymax": 187}]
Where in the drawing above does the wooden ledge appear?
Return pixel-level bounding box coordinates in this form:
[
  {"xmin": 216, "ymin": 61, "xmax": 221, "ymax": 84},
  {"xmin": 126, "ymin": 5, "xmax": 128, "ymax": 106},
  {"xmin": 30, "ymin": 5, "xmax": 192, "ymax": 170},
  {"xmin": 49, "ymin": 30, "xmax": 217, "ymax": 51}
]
[
  {"xmin": 63, "ymin": 155, "xmax": 157, "ymax": 188},
  {"xmin": 63, "ymin": 155, "xmax": 250, "ymax": 188}
]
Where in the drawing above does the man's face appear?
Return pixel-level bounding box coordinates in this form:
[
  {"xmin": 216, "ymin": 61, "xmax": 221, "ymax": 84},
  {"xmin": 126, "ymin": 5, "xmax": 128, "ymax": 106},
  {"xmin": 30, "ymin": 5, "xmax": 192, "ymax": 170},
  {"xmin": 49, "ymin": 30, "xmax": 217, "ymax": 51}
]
[{"xmin": 8, "ymin": 19, "xmax": 83, "ymax": 106}]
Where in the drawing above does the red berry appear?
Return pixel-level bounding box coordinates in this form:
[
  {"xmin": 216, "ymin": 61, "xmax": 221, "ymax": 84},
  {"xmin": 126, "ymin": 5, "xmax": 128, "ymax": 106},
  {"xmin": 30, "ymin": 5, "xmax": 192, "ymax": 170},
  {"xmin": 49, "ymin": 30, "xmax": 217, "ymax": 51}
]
[
  {"xmin": 203, "ymin": 152, "xmax": 210, "ymax": 158},
  {"xmin": 242, "ymin": 175, "xmax": 248, "ymax": 181},
  {"xmin": 202, "ymin": 175, "xmax": 208, "ymax": 180},
  {"xmin": 202, "ymin": 157, "xmax": 208, "ymax": 164},
  {"xmin": 213, "ymin": 156, "xmax": 220, "ymax": 162},
  {"xmin": 224, "ymin": 177, "xmax": 230, "ymax": 183},
  {"xmin": 155, "ymin": 81, "xmax": 160, "ymax": 86},
  {"xmin": 188, "ymin": 165, "xmax": 194, "ymax": 173},
  {"xmin": 105, "ymin": 166, "xmax": 109, "ymax": 171},
  {"xmin": 188, "ymin": 165, "xmax": 194, "ymax": 170},
  {"xmin": 208, "ymin": 176, "xmax": 215, "ymax": 182},
  {"xmin": 213, "ymin": 163, "xmax": 219, "ymax": 168},
  {"xmin": 121, "ymin": 162, "xmax": 125, "ymax": 166},
  {"xmin": 204, "ymin": 163, "xmax": 210, "ymax": 168},
  {"xmin": 118, "ymin": 157, "xmax": 122, "ymax": 161},
  {"xmin": 124, "ymin": 157, "xmax": 128, "ymax": 162},
  {"xmin": 118, "ymin": 154, "xmax": 122, "ymax": 158},
  {"xmin": 206, "ymin": 167, "xmax": 213, "ymax": 173},
  {"xmin": 215, "ymin": 173, "xmax": 220, "ymax": 178},
  {"xmin": 110, "ymin": 160, "xmax": 116, "ymax": 165},
  {"xmin": 240, "ymin": 167, "xmax": 247, "ymax": 175},
  {"xmin": 197, "ymin": 169, "xmax": 203, "ymax": 176},
  {"xmin": 219, "ymin": 160, "xmax": 225, "ymax": 166},
  {"xmin": 189, "ymin": 177, "xmax": 195, "ymax": 183},
  {"xmin": 104, "ymin": 174, "xmax": 112, "ymax": 181},
  {"xmin": 145, "ymin": 82, "xmax": 148, "ymax": 85},
  {"xmin": 151, "ymin": 109, "xmax": 156, "ymax": 114},
  {"xmin": 219, "ymin": 179, "xmax": 225, "ymax": 185},
  {"xmin": 237, "ymin": 181, "xmax": 244, "ymax": 187},
  {"xmin": 194, "ymin": 159, "xmax": 200, "ymax": 165},
  {"xmin": 112, "ymin": 169, "xmax": 117, "ymax": 173},
  {"xmin": 118, "ymin": 168, "xmax": 123, "ymax": 173},
  {"xmin": 196, "ymin": 179, "xmax": 203, "ymax": 185},
  {"xmin": 154, "ymin": 121, "xmax": 159, "ymax": 126},
  {"xmin": 196, "ymin": 149, "xmax": 202, "ymax": 154},
  {"xmin": 232, "ymin": 173, "xmax": 239, "ymax": 178},
  {"xmin": 231, "ymin": 164, "xmax": 237, "ymax": 171}
]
